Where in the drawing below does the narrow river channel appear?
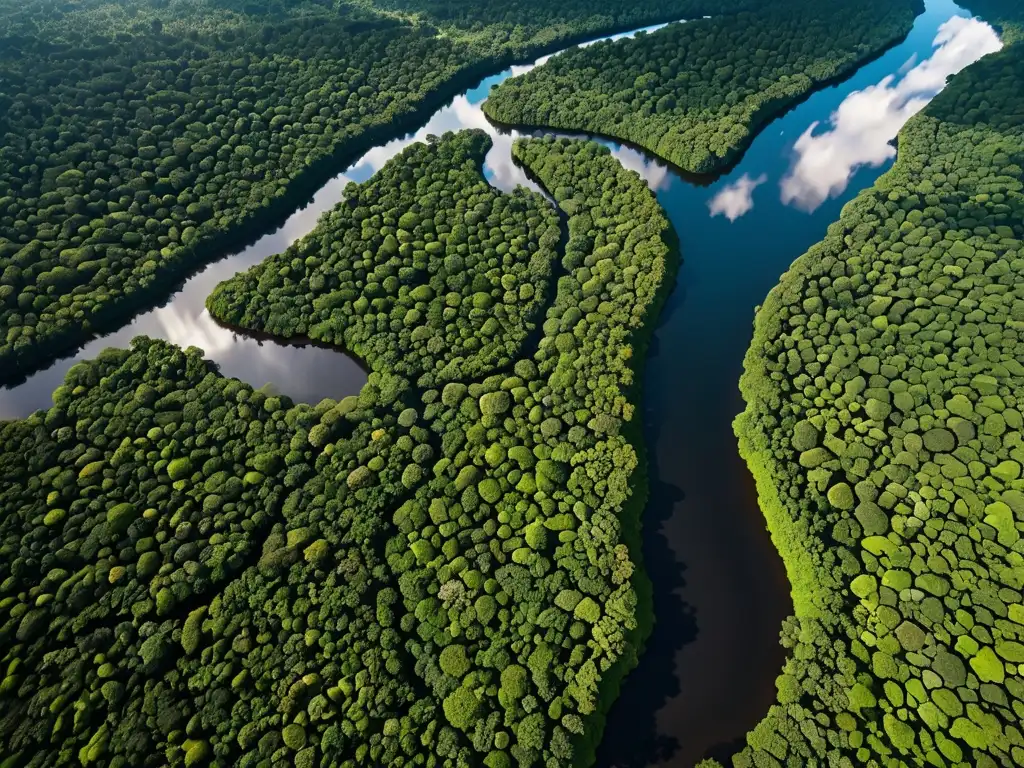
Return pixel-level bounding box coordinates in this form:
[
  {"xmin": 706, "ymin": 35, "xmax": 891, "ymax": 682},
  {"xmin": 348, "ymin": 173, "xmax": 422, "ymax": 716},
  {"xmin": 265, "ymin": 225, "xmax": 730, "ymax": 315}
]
[
  {"xmin": 0, "ymin": 1, "xmax": 1001, "ymax": 764},
  {"xmin": 0, "ymin": 20, "xmax": 671, "ymax": 419}
]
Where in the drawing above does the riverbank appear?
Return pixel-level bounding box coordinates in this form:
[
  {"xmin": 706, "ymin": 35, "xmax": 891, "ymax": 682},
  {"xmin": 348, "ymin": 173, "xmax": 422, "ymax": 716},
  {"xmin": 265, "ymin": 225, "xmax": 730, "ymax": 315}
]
[
  {"xmin": 575, "ymin": 221, "xmax": 683, "ymax": 768},
  {"xmin": 731, "ymin": 30, "xmax": 1021, "ymax": 762},
  {"xmin": 0, "ymin": 17, "xmax": 690, "ymax": 420},
  {"xmin": 593, "ymin": 2, "xmax": 999, "ymax": 764},
  {"xmin": 481, "ymin": 0, "xmax": 925, "ymax": 174},
  {"xmin": 0, "ymin": 12, "xmax": 703, "ymax": 387},
  {"xmin": 0, "ymin": 3, "xmax": 999, "ymax": 764}
]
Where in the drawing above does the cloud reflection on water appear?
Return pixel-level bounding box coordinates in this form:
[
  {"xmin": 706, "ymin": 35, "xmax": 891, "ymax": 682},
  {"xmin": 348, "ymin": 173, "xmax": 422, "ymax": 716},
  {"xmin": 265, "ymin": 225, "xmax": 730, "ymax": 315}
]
[
  {"xmin": 780, "ymin": 15, "xmax": 1001, "ymax": 213},
  {"xmin": 1, "ymin": 20, "xmax": 679, "ymax": 419},
  {"xmin": 135, "ymin": 15, "xmax": 681, "ymax": 397},
  {"xmin": 708, "ymin": 173, "xmax": 768, "ymax": 221}
]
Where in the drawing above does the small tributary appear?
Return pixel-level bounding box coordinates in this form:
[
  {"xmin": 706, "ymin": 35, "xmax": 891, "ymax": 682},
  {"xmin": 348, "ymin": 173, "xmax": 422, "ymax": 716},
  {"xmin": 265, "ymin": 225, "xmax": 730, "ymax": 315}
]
[
  {"xmin": 0, "ymin": 21, "xmax": 669, "ymax": 420},
  {"xmin": 0, "ymin": 2, "xmax": 1001, "ymax": 764}
]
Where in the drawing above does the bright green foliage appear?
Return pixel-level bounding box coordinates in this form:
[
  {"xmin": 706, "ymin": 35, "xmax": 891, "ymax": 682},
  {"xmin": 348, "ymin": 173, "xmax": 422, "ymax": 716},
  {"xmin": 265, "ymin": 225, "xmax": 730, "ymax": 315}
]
[
  {"xmin": 0, "ymin": 135, "xmax": 676, "ymax": 767},
  {"xmin": 439, "ymin": 644, "xmax": 471, "ymax": 678},
  {"xmin": 443, "ymin": 687, "xmax": 482, "ymax": 731},
  {"xmin": 734, "ymin": 24, "xmax": 1024, "ymax": 768},
  {"xmin": 484, "ymin": 0, "xmax": 921, "ymax": 172},
  {"xmin": 826, "ymin": 482, "xmax": 854, "ymax": 510},
  {"xmin": 105, "ymin": 502, "xmax": 136, "ymax": 535},
  {"xmin": 282, "ymin": 723, "xmax": 307, "ymax": 751},
  {"xmin": 165, "ymin": 457, "xmax": 192, "ymax": 482},
  {"xmin": 0, "ymin": 0, "xmax": 725, "ymax": 379}
]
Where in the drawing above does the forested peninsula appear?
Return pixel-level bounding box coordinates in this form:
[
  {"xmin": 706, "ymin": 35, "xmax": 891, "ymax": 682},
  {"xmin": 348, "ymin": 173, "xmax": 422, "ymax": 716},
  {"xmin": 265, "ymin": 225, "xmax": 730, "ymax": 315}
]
[
  {"xmin": 483, "ymin": 0, "xmax": 923, "ymax": 174},
  {"xmin": 0, "ymin": 0, "xmax": 711, "ymax": 381},
  {"xmin": 0, "ymin": 131, "xmax": 677, "ymax": 768},
  {"xmin": 731, "ymin": 8, "xmax": 1024, "ymax": 766},
  {"xmin": 4, "ymin": 0, "xmax": 1024, "ymax": 765}
]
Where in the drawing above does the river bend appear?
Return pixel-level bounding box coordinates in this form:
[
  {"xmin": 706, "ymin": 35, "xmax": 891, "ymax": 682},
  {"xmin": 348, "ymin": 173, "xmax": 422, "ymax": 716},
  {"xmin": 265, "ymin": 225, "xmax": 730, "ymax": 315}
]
[{"xmin": 0, "ymin": 3, "xmax": 1001, "ymax": 764}]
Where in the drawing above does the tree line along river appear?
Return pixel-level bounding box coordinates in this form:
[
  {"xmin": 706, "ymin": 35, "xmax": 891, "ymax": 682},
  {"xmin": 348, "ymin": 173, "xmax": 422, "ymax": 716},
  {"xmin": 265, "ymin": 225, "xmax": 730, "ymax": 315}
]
[{"xmin": 0, "ymin": 1, "xmax": 1000, "ymax": 763}]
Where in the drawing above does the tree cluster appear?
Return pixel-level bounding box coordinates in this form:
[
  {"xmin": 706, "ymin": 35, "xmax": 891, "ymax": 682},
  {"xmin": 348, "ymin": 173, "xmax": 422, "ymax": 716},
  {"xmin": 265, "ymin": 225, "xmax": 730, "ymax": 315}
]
[
  {"xmin": 0, "ymin": 132, "xmax": 677, "ymax": 768},
  {"xmin": 363, "ymin": 0, "xmax": 755, "ymax": 54},
  {"xmin": 483, "ymin": 0, "xmax": 922, "ymax": 173},
  {"xmin": 0, "ymin": 0, "xmax": 703, "ymax": 381},
  {"xmin": 731, "ymin": 33, "xmax": 1024, "ymax": 768},
  {"xmin": 0, "ymin": 337, "xmax": 302, "ymax": 765},
  {"xmin": 206, "ymin": 130, "xmax": 561, "ymax": 388}
]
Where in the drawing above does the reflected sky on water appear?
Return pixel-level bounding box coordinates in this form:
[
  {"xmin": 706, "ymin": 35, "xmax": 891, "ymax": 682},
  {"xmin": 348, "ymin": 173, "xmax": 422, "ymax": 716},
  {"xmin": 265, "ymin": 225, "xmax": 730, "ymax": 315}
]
[
  {"xmin": 708, "ymin": 173, "xmax": 769, "ymax": 221},
  {"xmin": 780, "ymin": 15, "xmax": 1002, "ymax": 212},
  {"xmin": 0, "ymin": 21, "xmax": 672, "ymax": 420},
  {"xmin": 588, "ymin": 2, "xmax": 1003, "ymax": 765},
  {"xmin": 0, "ymin": 1, "xmax": 1006, "ymax": 766}
]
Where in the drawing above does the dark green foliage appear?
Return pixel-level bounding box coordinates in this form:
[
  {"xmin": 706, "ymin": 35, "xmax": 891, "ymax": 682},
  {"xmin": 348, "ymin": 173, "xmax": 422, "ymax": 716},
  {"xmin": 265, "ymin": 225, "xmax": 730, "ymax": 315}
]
[
  {"xmin": 734, "ymin": 25, "xmax": 1024, "ymax": 768},
  {"xmin": 0, "ymin": 134, "xmax": 675, "ymax": 767},
  {"xmin": 367, "ymin": 0, "xmax": 755, "ymax": 47},
  {"xmin": 484, "ymin": 0, "xmax": 922, "ymax": 172},
  {"xmin": 0, "ymin": 0, "xmax": 711, "ymax": 379},
  {"xmin": 0, "ymin": 337, "xmax": 295, "ymax": 765},
  {"xmin": 207, "ymin": 130, "xmax": 560, "ymax": 387}
]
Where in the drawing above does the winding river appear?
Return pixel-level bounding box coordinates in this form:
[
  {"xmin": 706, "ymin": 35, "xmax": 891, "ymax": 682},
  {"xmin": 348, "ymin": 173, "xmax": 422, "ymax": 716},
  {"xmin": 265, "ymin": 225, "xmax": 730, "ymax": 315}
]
[{"xmin": 0, "ymin": 1, "xmax": 1001, "ymax": 764}]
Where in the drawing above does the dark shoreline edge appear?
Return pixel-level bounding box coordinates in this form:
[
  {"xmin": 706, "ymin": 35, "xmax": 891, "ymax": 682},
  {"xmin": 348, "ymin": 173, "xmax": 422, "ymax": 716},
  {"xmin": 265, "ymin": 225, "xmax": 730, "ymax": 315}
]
[
  {"xmin": 205, "ymin": 314, "xmax": 374, "ymax": 379},
  {"xmin": 481, "ymin": 2, "xmax": 924, "ymax": 179},
  {"xmin": 0, "ymin": 11, "xmax": 702, "ymax": 389},
  {"xmin": 566, "ymin": 192, "xmax": 683, "ymax": 768}
]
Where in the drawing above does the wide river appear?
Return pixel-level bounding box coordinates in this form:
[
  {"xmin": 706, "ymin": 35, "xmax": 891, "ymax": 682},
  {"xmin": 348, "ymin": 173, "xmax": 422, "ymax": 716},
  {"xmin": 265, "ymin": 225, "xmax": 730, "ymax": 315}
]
[{"xmin": 0, "ymin": 1, "xmax": 1001, "ymax": 764}]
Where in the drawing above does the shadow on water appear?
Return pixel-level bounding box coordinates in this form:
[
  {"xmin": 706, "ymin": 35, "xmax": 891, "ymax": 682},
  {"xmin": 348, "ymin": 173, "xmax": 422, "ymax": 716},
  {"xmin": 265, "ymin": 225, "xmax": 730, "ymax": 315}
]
[
  {"xmin": 592, "ymin": 1, "xmax": 999, "ymax": 765},
  {"xmin": 0, "ymin": 2, "xmax": 1003, "ymax": 765},
  {"xmin": 601, "ymin": 391, "xmax": 693, "ymax": 767}
]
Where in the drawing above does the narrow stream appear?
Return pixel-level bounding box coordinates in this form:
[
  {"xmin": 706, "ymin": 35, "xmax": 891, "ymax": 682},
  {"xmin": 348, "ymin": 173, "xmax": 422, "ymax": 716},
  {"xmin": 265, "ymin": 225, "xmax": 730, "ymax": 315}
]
[
  {"xmin": 0, "ymin": 21, "xmax": 669, "ymax": 420},
  {"xmin": 0, "ymin": 2, "xmax": 1001, "ymax": 764}
]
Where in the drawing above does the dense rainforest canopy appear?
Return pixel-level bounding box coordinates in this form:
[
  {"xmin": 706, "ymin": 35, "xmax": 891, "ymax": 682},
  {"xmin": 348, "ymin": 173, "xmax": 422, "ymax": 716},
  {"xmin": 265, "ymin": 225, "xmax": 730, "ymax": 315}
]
[
  {"xmin": 0, "ymin": 0, "xmax": 717, "ymax": 380},
  {"xmin": 4, "ymin": 0, "xmax": 1024, "ymax": 765},
  {"xmin": 0, "ymin": 132, "xmax": 677, "ymax": 768},
  {"xmin": 731, "ymin": 16, "xmax": 1024, "ymax": 768},
  {"xmin": 206, "ymin": 130, "xmax": 561, "ymax": 386},
  {"xmin": 483, "ymin": 0, "xmax": 923, "ymax": 174}
]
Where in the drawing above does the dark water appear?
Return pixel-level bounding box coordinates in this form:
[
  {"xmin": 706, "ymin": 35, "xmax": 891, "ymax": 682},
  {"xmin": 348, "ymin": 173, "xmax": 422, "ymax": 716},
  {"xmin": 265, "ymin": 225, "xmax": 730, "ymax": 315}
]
[
  {"xmin": 0, "ymin": 2, "xmax": 1000, "ymax": 765},
  {"xmin": 592, "ymin": 3, "xmax": 1000, "ymax": 765}
]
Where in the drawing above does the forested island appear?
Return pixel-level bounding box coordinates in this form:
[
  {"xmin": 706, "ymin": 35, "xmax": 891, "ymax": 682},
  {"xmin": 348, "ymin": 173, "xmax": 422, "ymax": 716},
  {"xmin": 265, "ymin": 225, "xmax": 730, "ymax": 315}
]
[
  {"xmin": 483, "ymin": 0, "xmax": 923, "ymax": 173},
  {"xmin": 206, "ymin": 131, "xmax": 561, "ymax": 383},
  {"xmin": 0, "ymin": 131, "xmax": 676, "ymax": 767},
  {"xmin": 732, "ymin": 5, "xmax": 1024, "ymax": 766}
]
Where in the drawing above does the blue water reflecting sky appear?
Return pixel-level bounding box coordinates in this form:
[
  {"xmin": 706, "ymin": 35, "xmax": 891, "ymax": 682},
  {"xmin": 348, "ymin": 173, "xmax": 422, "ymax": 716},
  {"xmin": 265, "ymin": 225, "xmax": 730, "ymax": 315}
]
[{"xmin": 0, "ymin": 2, "xmax": 1000, "ymax": 429}]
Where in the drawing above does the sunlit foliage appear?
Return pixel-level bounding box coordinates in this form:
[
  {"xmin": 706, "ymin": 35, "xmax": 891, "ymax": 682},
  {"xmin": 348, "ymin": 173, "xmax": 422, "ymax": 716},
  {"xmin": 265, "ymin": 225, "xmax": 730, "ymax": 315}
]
[
  {"xmin": 0, "ymin": 133, "xmax": 676, "ymax": 767},
  {"xmin": 732, "ymin": 35, "xmax": 1024, "ymax": 768},
  {"xmin": 484, "ymin": 0, "xmax": 922, "ymax": 173}
]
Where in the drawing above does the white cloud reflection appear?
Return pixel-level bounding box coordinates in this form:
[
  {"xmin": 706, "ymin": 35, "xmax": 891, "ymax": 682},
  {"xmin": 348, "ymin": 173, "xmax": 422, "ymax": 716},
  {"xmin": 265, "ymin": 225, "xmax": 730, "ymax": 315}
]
[
  {"xmin": 898, "ymin": 53, "xmax": 918, "ymax": 75},
  {"xmin": 708, "ymin": 173, "xmax": 768, "ymax": 221},
  {"xmin": 780, "ymin": 16, "xmax": 1001, "ymax": 213},
  {"xmin": 0, "ymin": 18, "xmax": 701, "ymax": 419},
  {"xmin": 609, "ymin": 145, "xmax": 671, "ymax": 191}
]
